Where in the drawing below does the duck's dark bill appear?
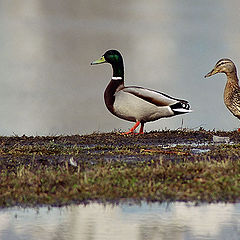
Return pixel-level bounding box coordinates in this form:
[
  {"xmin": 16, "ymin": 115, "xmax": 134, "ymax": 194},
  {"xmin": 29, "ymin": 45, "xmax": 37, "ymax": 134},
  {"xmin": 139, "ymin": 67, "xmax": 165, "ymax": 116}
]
[
  {"xmin": 91, "ymin": 56, "xmax": 106, "ymax": 65},
  {"xmin": 204, "ymin": 69, "xmax": 216, "ymax": 78}
]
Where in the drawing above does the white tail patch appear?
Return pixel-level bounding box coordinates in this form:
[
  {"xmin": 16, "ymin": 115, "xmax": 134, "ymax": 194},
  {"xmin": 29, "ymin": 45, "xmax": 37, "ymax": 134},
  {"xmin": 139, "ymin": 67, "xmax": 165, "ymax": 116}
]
[{"xmin": 173, "ymin": 109, "xmax": 193, "ymax": 113}]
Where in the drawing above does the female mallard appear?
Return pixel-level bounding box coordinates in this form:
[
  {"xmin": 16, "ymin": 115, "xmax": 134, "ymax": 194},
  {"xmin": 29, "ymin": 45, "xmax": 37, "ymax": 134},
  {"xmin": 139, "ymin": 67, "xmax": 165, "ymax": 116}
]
[
  {"xmin": 91, "ymin": 50, "xmax": 192, "ymax": 134},
  {"xmin": 205, "ymin": 59, "xmax": 240, "ymax": 127}
]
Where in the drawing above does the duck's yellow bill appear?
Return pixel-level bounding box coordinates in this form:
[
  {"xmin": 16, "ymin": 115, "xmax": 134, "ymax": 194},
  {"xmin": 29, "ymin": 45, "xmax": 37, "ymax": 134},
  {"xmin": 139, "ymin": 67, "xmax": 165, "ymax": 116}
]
[{"xmin": 91, "ymin": 56, "xmax": 106, "ymax": 65}]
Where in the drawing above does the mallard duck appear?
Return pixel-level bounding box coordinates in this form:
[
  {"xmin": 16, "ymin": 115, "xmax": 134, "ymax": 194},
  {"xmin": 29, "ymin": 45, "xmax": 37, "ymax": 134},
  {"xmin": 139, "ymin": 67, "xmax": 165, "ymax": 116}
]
[
  {"xmin": 205, "ymin": 59, "xmax": 240, "ymax": 127},
  {"xmin": 91, "ymin": 50, "xmax": 192, "ymax": 134}
]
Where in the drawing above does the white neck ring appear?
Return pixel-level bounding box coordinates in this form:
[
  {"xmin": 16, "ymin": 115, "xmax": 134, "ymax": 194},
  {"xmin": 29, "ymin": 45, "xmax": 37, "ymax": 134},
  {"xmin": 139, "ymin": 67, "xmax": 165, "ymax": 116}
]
[{"xmin": 112, "ymin": 77, "xmax": 122, "ymax": 80}]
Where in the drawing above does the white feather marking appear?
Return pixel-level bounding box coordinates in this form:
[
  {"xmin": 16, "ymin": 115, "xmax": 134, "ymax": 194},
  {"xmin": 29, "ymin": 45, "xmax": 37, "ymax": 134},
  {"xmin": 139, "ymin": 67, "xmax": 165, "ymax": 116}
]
[
  {"xmin": 69, "ymin": 157, "xmax": 77, "ymax": 167},
  {"xmin": 173, "ymin": 109, "xmax": 192, "ymax": 113},
  {"xmin": 112, "ymin": 77, "xmax": 122, "ymax": 80}
]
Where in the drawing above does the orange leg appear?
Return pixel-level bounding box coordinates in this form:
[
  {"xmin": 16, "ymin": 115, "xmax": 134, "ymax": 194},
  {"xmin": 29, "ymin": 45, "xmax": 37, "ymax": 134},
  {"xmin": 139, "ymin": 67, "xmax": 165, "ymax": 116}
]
[
  {"xmin": 139, "ymin": 123, "xmax": 144, "ymax": 134},
  {"xmin": 122, "ymin": 121, "xmax": 140, "ymax": 135}
]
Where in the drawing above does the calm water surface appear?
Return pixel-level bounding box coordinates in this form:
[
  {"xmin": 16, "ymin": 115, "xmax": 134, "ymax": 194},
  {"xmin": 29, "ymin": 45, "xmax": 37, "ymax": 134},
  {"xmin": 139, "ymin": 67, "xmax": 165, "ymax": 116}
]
[
  {"xmin": 0, "ymin": 1, "xmax": 240, "ymax": 135},
  {"xmin": 0, "ymin": 202, "xmax": 239, "ymax": 240}
]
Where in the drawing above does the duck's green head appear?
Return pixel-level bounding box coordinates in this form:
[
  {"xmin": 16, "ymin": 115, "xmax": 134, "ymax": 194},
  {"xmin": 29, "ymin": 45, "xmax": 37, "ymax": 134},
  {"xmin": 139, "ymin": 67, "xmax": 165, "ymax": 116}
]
[
  {"xmin": 91, "ymin": 50, "xmax": 124, "ymax": 78},
  {"xmin": 91, "ymin": 50, "xmax": 123, "ymax": 65},
  {"xmin": 205, "ymin": 58, "xmax": 236, "ymax": 77}
]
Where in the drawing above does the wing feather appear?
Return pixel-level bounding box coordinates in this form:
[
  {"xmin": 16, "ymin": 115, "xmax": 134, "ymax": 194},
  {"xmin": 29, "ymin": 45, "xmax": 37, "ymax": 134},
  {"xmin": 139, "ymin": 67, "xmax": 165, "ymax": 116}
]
[{"xmin": 122, "ymin": 86, "xmax": 184, "ymax": 107}]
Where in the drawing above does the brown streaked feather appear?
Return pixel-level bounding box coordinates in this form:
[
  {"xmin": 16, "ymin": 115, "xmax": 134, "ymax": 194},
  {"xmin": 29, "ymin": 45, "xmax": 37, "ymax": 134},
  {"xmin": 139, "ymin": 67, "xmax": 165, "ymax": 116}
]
[{"xmin": 225, "ymin": 87, "xmax": 240, "ymax": 118}]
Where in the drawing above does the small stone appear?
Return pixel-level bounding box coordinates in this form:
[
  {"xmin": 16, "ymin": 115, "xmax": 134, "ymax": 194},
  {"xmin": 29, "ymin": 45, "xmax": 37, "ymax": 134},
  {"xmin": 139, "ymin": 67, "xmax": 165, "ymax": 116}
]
[{"xmin": 212, "ymin": 135, "xmax": 230, "ymax": 144}]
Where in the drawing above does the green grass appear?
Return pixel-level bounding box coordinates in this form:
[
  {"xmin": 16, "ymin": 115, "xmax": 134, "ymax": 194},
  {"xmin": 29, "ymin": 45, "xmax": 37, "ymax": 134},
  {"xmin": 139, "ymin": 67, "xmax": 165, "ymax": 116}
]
[{"xmin": 0, "ymin": 158, "xmax": 239, "ymax": 207}]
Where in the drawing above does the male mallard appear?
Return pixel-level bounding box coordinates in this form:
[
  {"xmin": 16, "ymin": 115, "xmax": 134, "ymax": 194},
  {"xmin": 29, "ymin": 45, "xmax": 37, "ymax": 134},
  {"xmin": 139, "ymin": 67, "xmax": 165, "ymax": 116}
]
[
  {"xmin": 91, "ymin": 50, "xmax": 192, "ymax": 134},
  {"xmin": 205, "ymin": 59, "xmax": 240, "ymax": 128}
]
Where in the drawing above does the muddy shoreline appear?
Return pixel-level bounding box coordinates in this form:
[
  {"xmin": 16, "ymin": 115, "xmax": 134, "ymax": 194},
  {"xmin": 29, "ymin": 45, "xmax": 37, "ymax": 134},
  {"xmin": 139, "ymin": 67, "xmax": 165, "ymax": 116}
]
[
  {"xmin": 0, "ymin": 130, "xmax": 240, "ymax": 207},
  {"xmin": 0, "ymin": 129, "xmax": 238, "ymax": 169}
]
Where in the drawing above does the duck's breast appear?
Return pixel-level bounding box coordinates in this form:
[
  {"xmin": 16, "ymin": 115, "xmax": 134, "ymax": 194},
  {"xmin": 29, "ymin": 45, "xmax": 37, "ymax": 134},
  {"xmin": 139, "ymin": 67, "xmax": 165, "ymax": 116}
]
[{"xmin": 224, "ymin": 82, "xmax": 240, "ymax": 117}]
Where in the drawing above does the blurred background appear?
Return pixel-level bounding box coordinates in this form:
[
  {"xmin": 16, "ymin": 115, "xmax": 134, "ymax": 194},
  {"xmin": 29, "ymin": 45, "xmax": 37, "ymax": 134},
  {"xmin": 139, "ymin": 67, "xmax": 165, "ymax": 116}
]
[{"xmin": 0, "ymin": 0, "xmax": 240, "ymax": 136}]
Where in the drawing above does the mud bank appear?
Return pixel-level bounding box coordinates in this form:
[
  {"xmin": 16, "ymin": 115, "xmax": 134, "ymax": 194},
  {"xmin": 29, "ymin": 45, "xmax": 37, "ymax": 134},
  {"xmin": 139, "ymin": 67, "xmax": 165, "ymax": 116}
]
[{"xmin": 0, "ymin": 130, "xmax": 239, "ymax": 207}]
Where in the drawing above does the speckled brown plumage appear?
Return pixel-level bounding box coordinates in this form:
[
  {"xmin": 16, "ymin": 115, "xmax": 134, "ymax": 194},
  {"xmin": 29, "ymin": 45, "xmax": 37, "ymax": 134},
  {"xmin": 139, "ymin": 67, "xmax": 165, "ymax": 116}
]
[{"xmin": 205, "ymin": 58, "xmax": 240, "ymax": 121}]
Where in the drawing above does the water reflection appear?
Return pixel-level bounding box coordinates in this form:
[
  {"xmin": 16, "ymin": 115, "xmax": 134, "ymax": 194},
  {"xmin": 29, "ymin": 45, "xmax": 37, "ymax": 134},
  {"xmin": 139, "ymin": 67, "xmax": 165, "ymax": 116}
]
[
  {"xmin": 0, "ymin": 202, "xmax": 239, "ymax": 240},
  {"xmin": 0, "ymin": 1, "xmax": 240, "ymax": 135}
]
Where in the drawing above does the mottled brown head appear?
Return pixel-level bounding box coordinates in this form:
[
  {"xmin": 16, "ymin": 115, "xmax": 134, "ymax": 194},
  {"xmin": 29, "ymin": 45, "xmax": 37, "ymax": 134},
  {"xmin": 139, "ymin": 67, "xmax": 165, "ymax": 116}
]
[{"xmin": 205, "ymin": 58, "xmax": 237, "ymax": 78}]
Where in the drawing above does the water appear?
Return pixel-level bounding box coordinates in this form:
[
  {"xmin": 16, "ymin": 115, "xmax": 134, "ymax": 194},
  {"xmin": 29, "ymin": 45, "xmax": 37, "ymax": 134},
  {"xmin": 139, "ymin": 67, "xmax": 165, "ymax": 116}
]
[
  {"xmin": 0, "ymin": 202, "xmax": 239, "ymax": 240},
  {"xmin": 0, "ymin": 0, "xmax": 240, "ymax": 136}
]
